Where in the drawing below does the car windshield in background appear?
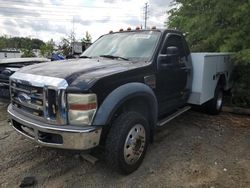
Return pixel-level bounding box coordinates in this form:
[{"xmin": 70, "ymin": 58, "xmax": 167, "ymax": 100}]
[{"xmin": 81, "ymin": 31, "xmax": 161, "ymax": 61}]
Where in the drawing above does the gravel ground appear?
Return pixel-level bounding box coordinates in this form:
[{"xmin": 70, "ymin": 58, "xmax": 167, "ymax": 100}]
[{"xmin": 0, "ymin": 102, "xmax": 250, "ymax": 188}]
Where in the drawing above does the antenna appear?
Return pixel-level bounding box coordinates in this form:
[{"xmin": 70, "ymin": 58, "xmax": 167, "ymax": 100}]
[
  {"xmin": 144, "ymin": 2, "xmax": 149, "ymax": 29},
  {"xmin": 72, "ymin": 16, "xmax": 75, "ymax": 55}
]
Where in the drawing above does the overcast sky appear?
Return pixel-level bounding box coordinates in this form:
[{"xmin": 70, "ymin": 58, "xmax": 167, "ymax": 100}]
[{"xmin": 0, "ymin": 0, "xmax": 173, "ymax": 43}]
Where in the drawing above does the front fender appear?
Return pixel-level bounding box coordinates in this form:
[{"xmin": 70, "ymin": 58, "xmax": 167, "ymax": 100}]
[{"xmin": 92, "ymin": 82, "xmax": 158, "ymax": 127}]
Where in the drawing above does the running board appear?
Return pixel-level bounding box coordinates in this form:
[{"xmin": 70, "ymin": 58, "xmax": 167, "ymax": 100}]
[{"xmin": 157, "ymin": 106, "xmax": 191, "ymax": 127}]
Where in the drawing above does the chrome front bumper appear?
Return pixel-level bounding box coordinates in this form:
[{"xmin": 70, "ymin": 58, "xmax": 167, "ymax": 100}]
[{"xmin": 7, "ymin": 105, "xmax": 102, "ymax": 150}]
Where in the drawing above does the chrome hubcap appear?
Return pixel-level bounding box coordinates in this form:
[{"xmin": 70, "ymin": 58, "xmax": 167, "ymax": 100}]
[
  {"xmin": 216, "ymin": 92, "xmax": 223, "ymax": 110},
  {"xmin": 124, "ymin": 124, "xmax": 146, "ymax": 165}
]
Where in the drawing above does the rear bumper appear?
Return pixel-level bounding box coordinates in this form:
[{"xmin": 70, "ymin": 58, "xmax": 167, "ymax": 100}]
[{"xmin": 8, "ymin": 105, "xmax": 102, "ymax": 150}]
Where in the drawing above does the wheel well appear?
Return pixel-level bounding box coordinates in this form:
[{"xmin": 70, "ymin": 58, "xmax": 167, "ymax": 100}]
[
  {"xmin": 116, "ymin": 97, "xmax": 150, "ymax": 119},
  {"xmin": 218, "ymin": 74, "xmax": 226, "ymax": 89},
  {"xmin": 100, "ymin": 96, "xmax": 155, "ymax": 145}
]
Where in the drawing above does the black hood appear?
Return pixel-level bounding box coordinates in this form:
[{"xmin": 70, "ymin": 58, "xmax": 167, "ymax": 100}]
[{"xmin": 18, "ymin": 58, "xmax": 145, "ymax": 88}]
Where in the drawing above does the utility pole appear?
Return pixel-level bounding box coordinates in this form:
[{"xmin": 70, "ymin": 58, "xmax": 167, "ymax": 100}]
[
  {"xmin": 71, "ymin": 16, "xmax": 75, "ymax": 55},
  {"xmin": 144, "ymin": 2, "xmax": 149, "ymax": 29}
]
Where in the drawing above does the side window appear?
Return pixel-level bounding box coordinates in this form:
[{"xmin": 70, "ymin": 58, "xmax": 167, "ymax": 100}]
[{"xmin": 162, "ymin": 34, "xmax": 186, "ymax": 58}]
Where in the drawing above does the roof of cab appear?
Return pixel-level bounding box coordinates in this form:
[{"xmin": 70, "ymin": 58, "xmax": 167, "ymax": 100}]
[{"xmin": 109, "ymin": 28, "xmax": 183, "ymax": 34}]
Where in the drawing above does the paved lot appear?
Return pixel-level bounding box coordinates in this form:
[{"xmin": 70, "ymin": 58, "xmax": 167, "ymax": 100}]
[{"xmin": 0, "ymin": 102, "xmax": 250, "ymax": 188}]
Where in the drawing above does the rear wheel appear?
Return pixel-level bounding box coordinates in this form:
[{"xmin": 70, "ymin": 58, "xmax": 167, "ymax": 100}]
[
  {"xmin": 105, "ymin": 111, "xmax": 150, "ymax": 174},
  {"xmin": 206, "ymin": 85, "xmax": 224, "ymax": 115}
]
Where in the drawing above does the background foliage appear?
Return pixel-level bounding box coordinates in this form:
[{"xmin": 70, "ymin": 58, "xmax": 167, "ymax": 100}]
[
  {"xmin": 40, "ymin": 39, "xmax": 55, "ymax": 58},
  {"xmin": 81, "ymin": 31, "xmax": 92, "ymax": 44},
  {"xmin": 20, "ymin": 48, "xmax": 36, "ymax": 58},
  {"xmin": 0, "ymin": 35, "xmax": 44, "ymax": 50},
  {"xmin": 167, "ymin": 0, "xmax": 250, "ymax": 107},
  {"xmin": 0, "ymin": 31, "xmax": 92, "ymax": 58}
]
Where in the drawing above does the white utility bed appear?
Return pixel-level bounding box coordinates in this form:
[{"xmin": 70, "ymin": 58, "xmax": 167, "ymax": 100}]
[{"xmin": 188, "ymin": 53, "xmax": 234, "ymax": 105}]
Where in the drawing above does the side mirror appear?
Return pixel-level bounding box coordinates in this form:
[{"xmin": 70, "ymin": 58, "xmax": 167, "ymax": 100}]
[
  {"xmin": 166, "ymin": 46, "xmax": 179, "ymax": 55},
  {"xmin": 157, "ymin": 46, "xmax": 180, "ymax": 70}
]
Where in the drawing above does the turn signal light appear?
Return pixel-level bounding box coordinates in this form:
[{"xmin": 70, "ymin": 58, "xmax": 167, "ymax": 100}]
[{"xmin": 69, "ymin": 103, "xmax": 97, "ymax": 111}]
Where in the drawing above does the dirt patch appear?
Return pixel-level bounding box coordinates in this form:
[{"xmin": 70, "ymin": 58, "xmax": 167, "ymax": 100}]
[{"xmin": 0, "ymin": 103, "xmax": 250, "ymax": 187}]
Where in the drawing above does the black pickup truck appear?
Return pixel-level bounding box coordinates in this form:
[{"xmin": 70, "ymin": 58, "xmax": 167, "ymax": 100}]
[{"xmin": 8, "ymin": 29, "xmax": 232, "ymax": 174}]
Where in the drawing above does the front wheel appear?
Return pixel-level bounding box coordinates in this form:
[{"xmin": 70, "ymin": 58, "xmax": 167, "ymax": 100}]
[
  {"xmin": 206, "ymin": 85, "xmax": 224, "ymax": 115},
  {"xmin": 105, "ymin": 111, "xmax": 150, "ymax": 174}
]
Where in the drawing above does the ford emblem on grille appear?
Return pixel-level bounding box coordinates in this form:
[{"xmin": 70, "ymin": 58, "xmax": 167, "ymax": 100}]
[{"xmin": 18, "ymin": 92, "xmax": 31, "ymax": 104}]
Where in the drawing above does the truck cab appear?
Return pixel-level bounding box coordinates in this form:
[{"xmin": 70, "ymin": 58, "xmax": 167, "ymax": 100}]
[{"xmin": 7, "ymin": 29, "xmax": 231, "ymax": 174}]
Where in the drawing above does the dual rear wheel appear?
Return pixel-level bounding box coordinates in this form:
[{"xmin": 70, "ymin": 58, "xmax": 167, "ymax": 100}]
[{"xmin": 206, "ymin": 85, "xmax": 224, "ymax": 115}]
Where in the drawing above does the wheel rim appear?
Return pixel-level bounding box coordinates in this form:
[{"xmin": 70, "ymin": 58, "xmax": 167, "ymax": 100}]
[
  {"xmin": 216, "ymin": 91, "xmax": 223, "ymax": 110},
  {"xmin": 124, "ymin": 124, "xmax": 146, "ymax": 165}
]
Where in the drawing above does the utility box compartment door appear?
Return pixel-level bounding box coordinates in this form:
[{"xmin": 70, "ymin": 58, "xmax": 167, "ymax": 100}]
[{"xmin": 201, "ymin": 56, "xmax": 217, "ymax": 103}]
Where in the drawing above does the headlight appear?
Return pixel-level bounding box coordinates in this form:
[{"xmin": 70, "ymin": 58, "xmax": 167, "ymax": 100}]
[
  {"xmin": 1, "ymin": 69, "xmax": 12, "ymax": 76},
  {"xmin": 67, "ymin": 93, "xmax": 97, "ymax": 126}
]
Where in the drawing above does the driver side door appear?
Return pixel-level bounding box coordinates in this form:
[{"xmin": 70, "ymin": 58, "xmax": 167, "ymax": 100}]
[{"xmin": 155, "ymin": 34, "xmax": 189, "ymax": 116}]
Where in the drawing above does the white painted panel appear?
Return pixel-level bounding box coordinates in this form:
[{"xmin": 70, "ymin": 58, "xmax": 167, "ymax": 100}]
[
  {"xmin": 201, "ymin": 56, "xmax": 217, "ymax": 103},
  {"xmin": 190, "ymin": 54, "xmax": 204, "ymax": 93},
  {"xmin": 188, "ymin": 53, "xmax": 234, "ymax": 105},
  {"xmin": 0, "ymin": 52, "xmax": 21, "ymax": 59}
]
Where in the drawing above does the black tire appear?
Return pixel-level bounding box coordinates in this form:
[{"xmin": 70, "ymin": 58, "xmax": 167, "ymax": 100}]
[
  {"xmin": 206, "ymin": 85, "xmax": 224, "ymax": 115},
  {"xmin": 105, "ymin": 111, "xmax": 150, "ymax": 174}
]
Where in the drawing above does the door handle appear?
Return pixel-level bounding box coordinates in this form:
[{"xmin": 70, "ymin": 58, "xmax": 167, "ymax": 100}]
[
  {"xmin": 180, "ymin": 67, "xmax": 188, "ymax": 71},
  {"xmin": 180, "ymin": 67, "xmax": 191, "ymax": 73}
]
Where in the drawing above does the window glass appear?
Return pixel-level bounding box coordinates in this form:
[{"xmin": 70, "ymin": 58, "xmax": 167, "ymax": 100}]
[
  {"xmin": 163, "ymin": 35, "xmax": 185, "ymax": 58},
  {"xmin": 82, "ymin": 31, "xmax": 161, "ymax": 61}
]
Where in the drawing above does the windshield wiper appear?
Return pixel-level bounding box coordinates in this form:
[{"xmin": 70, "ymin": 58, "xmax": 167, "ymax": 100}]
[
  {"xmin": 99, "ymin": 55, "xmax": 129, "ymax": 61},
  {"xmin": 80, "ymin": 55, "xmax": 92, "ymax": 59}
]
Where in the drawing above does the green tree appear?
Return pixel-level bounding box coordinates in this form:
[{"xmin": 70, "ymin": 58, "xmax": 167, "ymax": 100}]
[
  {"xmin": 82, "ymin": 31, "xmax": 92, "ymax": 44},
  {"xmin": 0, "ymin": 35, "xmax": 7, "ymax": 49},
  {"xmin": 40, "ymin": 39, "xmax": 55, "ymax": 58},
  {"xmin": 167, "ymin": 0, "xmax": 250, "ymax": 107},
  {"xmin": 167, "ymin": 0, "xmax": 250, "ymax": 57},
  {"xmin": 0, "ymin": 35, "xmax": 45, "ymax": 50},
  {"xmin": 58, "ymin": 38, "xmax": 71, "ymax": 57},
  {"xmin": 21, "ymin": 48, "xmax": 36, "ymax": 57}
]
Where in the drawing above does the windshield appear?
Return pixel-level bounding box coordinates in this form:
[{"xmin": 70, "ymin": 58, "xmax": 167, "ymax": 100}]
[{"xmin": 81, "ymin": 31, "xmax": 161, "ymax": 61}]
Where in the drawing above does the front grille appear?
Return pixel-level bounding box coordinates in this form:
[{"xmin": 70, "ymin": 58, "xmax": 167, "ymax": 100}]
[
  {"xmin": 0, "ymin": 78, "xmax": 9, "ymax": 87},
  {"xmin": 10, "ymin": 81, "xmax": 45, "ymax": 118},
  {"xmin": 9, "ymin": 72, "xmax": 68, "ymax": 125}
]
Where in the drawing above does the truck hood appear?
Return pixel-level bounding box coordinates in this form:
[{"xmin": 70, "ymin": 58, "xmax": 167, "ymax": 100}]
[{"xmin": 18, "ymin": 58, "xmax": 145, "ymax": 88}]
